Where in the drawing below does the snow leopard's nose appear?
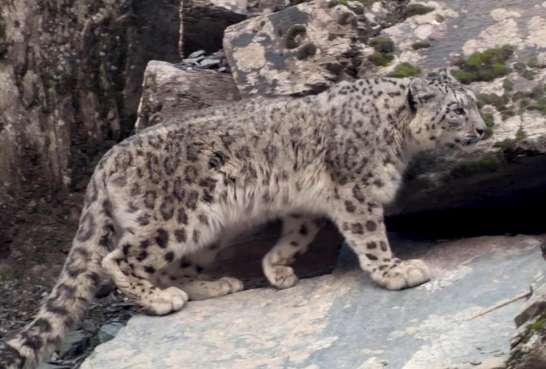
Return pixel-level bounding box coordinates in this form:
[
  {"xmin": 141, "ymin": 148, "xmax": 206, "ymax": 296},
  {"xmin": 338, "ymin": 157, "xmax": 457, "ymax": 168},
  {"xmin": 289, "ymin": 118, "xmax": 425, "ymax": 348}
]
[{"xmin": 475, "ymin": 127, "xmax": 485, "ymax": 138}]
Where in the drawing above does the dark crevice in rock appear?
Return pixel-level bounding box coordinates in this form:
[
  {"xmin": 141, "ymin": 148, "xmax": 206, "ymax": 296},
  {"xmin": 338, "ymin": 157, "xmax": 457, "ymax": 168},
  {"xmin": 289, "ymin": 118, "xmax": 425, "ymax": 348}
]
[
  {"xmin": 181, "ymin": 0, "xmax": 247, "ymax": 56},
  {"xmin": 387, "ymin": 182, "xmax": 546, "ymax": 240}
]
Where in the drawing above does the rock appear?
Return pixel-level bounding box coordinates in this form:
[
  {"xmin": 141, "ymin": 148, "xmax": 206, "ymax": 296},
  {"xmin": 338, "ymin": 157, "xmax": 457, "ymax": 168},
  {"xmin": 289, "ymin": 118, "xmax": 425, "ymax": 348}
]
[
  {"xmin": 506, "ymin": 277, "xmax": 546, "ymax": 369},
  {"xmin": 247, "ymin": 0, "xmax": 290, "ymax": 15},
  {"xmin": 180, "ymin": 0, "xmax": 248, "ymax": 57},
  {"xmin": 0, "ymin": 0, "xmax": 180, "ymax": 199},
  {"xmin": 188, "ymin": 50, "xmax": 207, "ymax": 58},
  {"xmin": 515, "ymin": 279, "xmax": 546, "ymax": 328},
  {"xmin": 474, "ymin": 357, "xmax": 507, "ymax": 369},
  {"xmin": 200, "ymin": 58, "xmax": 221, "ymax": 67},
  {"xmin": 179, "ymin": 49, "xmax": 231, "ymax": 71},
  {"xmin": 223, "ymin": 0, "xmax": 410, "ymax": 97},
  {"xmin": 97, "ymin": 322, "xmax": 125, "ymax": 344},
  {"xmin": 80, "ymin": 235, "xmax": 545, "ymax": 369},
  {"xmin": 56, "ymin": 330, "xmax": 89, "ymax": 359},
  {"xmin": 536, "ymin": 52, "xmax": 546, "ymax": 68},
  {"xmin": 134, "ymin": 61, "xmax": 241, "ymax": 132}
]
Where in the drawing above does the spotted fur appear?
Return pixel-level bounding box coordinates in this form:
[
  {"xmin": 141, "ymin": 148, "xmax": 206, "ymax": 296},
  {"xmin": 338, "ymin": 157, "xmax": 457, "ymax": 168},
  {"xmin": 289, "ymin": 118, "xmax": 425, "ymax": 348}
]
[{"xmin": 0, "ymin": 74, "xmax": 485, "ymax": 369}]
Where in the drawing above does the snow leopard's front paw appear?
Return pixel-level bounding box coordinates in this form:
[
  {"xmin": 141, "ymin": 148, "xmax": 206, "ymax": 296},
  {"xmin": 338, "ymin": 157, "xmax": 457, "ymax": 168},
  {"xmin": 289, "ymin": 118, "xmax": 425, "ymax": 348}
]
[
  {"xmin": 265, "ymin": 265, "xmax": 299, "ymax": 289},
  {"xmin": 140, "ymin": 287, "xmax": 189, "ymax": 315},
  {"xmin": 371, "ymin": 259, "xmax": 430, "ymax": 290}
]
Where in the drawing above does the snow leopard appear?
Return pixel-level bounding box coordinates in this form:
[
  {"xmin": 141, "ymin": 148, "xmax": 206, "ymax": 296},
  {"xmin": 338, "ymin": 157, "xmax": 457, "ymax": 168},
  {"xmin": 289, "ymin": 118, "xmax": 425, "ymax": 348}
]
[{"xmin": 0, "ymin": 73, "xmax": 486, "ymax": 369}]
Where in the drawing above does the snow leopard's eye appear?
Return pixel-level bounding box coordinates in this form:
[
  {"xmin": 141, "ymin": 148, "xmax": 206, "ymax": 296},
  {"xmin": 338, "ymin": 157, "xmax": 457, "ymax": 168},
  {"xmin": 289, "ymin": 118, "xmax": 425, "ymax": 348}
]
[
  {"xmin": 453, "ymin": 107, "xmax": 465, "ymax": 115},
  {"xmin": 445, "ymin": 106, "xmax": 466, "ymax": 128}
]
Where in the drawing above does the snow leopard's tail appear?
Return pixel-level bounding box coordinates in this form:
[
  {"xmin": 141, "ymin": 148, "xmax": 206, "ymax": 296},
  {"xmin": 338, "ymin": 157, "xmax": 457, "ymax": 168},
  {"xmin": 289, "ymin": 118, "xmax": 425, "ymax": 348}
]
[{"xmin": 0, "ymin": 173, "xmax": 115, "ymax": 369}]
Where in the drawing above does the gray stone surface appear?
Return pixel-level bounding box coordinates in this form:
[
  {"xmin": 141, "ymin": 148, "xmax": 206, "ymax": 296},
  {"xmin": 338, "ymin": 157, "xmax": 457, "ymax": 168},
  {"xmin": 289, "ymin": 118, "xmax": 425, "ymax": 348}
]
[
  {"xmin": 381, "ymin": 0, "xmax": 546, "ymax": 69},
  {"xmin": 81, "ymin": 235, "xmax": 545, "ymax": 369},
  {"xmin": 134, "ymin": 61, "xmax": 241, "ymax": 132},
  {"xmin": 223, "ymin": 0, "xmax": 409, "ymax": 97}
]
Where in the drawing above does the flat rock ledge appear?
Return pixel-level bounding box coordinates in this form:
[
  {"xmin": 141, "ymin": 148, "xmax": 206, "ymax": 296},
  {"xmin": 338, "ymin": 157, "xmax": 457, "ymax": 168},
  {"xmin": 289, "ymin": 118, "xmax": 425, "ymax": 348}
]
[{"xmin": 80, "ymin": 235, "xmax": 545, "ymax": 369}]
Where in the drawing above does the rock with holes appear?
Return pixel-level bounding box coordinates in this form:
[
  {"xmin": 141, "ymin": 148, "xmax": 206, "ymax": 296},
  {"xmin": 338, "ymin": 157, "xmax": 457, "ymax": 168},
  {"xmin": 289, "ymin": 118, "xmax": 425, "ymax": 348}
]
[
  {"xmin": 223, "ymin": 0, "xmax": 410, "ymax": 97},
  {"xmin": 134, "ymin": 61, "xmax": 241, "ymax": 132}
]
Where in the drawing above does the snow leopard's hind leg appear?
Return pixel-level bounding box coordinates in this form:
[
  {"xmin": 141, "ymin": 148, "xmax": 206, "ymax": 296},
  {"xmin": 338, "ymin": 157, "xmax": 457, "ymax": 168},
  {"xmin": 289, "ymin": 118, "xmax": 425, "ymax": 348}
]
[{"xmin": 152, "ymin": 246, "xmax": 245, "ymax": 301}]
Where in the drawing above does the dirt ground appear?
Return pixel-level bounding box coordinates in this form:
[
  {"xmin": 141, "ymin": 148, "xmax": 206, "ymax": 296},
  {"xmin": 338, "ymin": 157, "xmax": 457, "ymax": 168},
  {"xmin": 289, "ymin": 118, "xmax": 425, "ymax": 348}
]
[
  {"xmin": 0, "ymin": 190, "xmax": 85, "ymax": 339},
  {"xmin": 0, "ymin": 189, "xmax": 138, "ymax": 368}
]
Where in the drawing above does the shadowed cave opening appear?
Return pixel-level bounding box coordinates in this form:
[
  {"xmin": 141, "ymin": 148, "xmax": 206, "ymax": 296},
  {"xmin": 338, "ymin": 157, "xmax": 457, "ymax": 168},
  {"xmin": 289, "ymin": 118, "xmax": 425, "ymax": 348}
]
[{"xmin": 386, "ymin": 183, "xmax": 546, "ymax": 240}]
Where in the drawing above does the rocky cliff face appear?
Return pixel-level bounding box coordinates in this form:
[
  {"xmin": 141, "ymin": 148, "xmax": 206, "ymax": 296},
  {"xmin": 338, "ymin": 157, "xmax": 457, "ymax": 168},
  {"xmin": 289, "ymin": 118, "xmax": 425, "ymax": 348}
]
[{"xmin": 0, "ymin": 0, "xmax": 180, "ymax": 198}]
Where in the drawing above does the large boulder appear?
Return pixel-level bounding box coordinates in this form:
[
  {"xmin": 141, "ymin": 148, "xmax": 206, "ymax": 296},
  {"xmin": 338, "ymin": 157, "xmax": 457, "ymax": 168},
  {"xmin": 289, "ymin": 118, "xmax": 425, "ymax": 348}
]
[
  {"xmin": 135, "ymin": 61, "xmax": 241, "ymax": 132},
  {"xmin": 223, "ymin": 0, "xmax": 410, "ymax": 97}
]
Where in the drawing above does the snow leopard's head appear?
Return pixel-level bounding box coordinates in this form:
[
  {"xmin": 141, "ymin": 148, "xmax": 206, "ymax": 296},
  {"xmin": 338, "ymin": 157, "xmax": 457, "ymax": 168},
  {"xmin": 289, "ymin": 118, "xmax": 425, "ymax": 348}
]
[{"xmin": 407, "ymin": 71, "xmax": 486, "ymax": 151}]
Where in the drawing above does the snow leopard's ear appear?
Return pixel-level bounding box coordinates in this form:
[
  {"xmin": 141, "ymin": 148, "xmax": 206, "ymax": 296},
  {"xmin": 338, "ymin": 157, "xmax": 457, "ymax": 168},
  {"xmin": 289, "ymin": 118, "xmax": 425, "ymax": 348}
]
[{"xmin": 407, "ymin": 77, "xmax": 436, "ymax": 112}]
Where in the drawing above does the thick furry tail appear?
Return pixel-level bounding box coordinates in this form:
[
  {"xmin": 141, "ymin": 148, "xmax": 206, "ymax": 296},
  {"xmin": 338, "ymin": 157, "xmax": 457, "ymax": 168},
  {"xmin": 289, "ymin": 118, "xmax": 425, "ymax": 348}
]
[{"xmin": 0, "ymin": 175, "xmax": 115, "ymax": 369}]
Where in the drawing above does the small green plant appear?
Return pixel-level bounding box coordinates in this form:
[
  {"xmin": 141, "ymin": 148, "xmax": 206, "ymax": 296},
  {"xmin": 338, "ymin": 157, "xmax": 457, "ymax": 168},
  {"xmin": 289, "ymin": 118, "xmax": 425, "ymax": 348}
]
[
  {"xmin": 528, "ymin": 314, "xmax": 546, "ymax": 332},
  {"xmin": 514, "ymin": 62, "xmax": 536, "ymax": 80},
  {"xmin": 503, "ymin": 78, "xmax": 513, "ymax": 92},
  {"xmin": 482, "ymin": 112, "xmax": 494, "ymax": 127},
  {"xmin": 449, "ymin": 153, "xmax": 502, "ymax": 178},
  {"xmin": 369, "ymin": 36, "xmax": 395, "ymax": 53},
  {"xmin": 477, "ymin": 93, "xmax": 509, "ymax": 110},
  {"xmin": 451, "ymin": 45, "xmax": 514, "ymax": 84},
  {"xmin": 528, "ymin": 96, "xmax": 546, "ymax": 116},
  {"xmin": 515, "ymin": 126, "xmax": 527, "ymax": 141},
  {"xmin": 481, "ymin": 112, "xmax": 495, "ymax": 139},
  {"xmin": 358, "ymin": 0, "xmax": 378, "ymax": 5},
  {"xmin": 527, "ymin": 56, "xmax": 539, "ymax": 68},
  {"xmin": 512, "ymin": 83, "xmax": 546, "ymax": 116},
  {"xmin": 369, "ymin": 36, "xmax": 395, "ymax": 66},
  {"xmin": 286, "ymin": 24, "xmax": 307, "ymax": 49},
  {"xmin": 369, "ymin": 52, "xmax": 394, "ymax": 66},
  {"xmin": 296, "ymin": 42, "xmax": 317, "ymax": 60},
  {"xmin": 411, "ymin": 41, "xmax": 431, "ymax": 50},
  {"xmin": 388, "ymin": 62, "xmax": 421, "ymax": 78},
  {"xmin": 494, "ymin": 138, "xmax": 517, "ymax": 151},
  {"xmin": 530, "ymin": 84, "xmax": 545, "ymax": 99},
  {"xmin": 405, "ymin": 4, "xmax": 435, "ymax": 17}
]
